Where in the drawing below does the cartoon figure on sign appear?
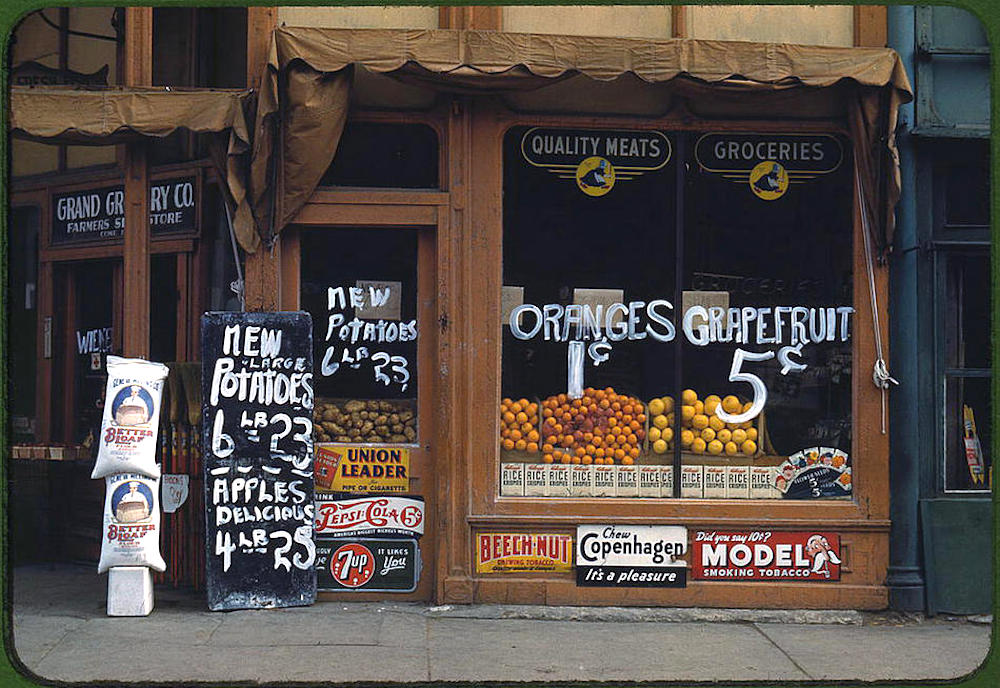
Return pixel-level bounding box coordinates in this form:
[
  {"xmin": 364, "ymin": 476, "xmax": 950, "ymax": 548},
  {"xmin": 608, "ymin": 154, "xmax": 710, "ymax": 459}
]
[
  {"xmin": 112, "ymin": 480, "xmax": 152, "ymax": 523},
  {"xmin": 112, "ymin": 384, "xmax": 154, "ymax": 426},
  {"xmin": 775, "ymin": 463, "xmax": 796, "ymax": 494},
  {"xmin": 749, "ymin": 161, "xmax": 789, "ymax": 200},
  {"xmin": 576, "ymin": 156, "xmax": 616, "ymax": 196},
  {"xmin": 805, "ymin": 534, "xmax": 841, "ymax": 579}
]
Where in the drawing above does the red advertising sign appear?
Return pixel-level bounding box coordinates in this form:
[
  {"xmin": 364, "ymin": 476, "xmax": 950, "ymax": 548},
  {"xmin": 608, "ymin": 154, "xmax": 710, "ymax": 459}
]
[
  {"xmin": 314, "ymin": 495, "xmax": 425, "ymax": 538},
  {"xmin": 691, "ymin": 530, "xmax": 841, "ymax": 581}
]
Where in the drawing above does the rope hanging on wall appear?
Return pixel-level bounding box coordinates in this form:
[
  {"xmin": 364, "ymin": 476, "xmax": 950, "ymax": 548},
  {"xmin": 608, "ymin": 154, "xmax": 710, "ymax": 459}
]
[{"xmin": 854, "ymin": 163, "xmax": 898, "ymax": 434}]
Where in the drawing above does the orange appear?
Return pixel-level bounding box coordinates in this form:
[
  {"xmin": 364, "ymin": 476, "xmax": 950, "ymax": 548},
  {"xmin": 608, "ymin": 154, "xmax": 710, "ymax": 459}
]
[
  {"xmin": 502, "ymin": 439, "xmax": 515, "ymax": 451},
  {"xmin": 515, "ymin": 411, "xmax": 528, "ymax": 424},
  {"xmin": 503, "ymin": 411, "xmax": 515, "ymax": 424},
  {"xmin": 571, "ymin": 455, "xmax": 581, "ymax": 464},
  {"xmin": 542, "ymin": 453, "xmax": 554, "ymax": 464},
  {"xmin": 527, "ymin": 430, "xmax": 540, "ymax": 443},
  {"xmin": 621, "ymin": 456, "xmax": 634, "ymax": 465},
  {"xmin": 582, "ymin": 455, "xmax": 593, "ymax": 465},
  {"xmin": 560, "ymin": 454, "xmax": 571, "ymax": 464},
  {"xmin": 509, "ymin": 429, "xmax": 522, "ymax": 441},
  {"xmin": 515, "ymin": 439, "xmax": 527, "ymax": 451},
  {"xmin": 526, "ymin": 442, "xmax": 538, "ymax": 453}
]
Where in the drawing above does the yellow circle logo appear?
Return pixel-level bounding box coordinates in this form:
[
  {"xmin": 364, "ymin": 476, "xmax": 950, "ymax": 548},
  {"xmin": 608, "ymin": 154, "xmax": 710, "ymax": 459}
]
[
  {"xmin": 576, "ymin": 157, "xmax": 615, "ymax": 196},
  {"xmin": 749, "ymin": 161, "xmax": 789, "ymax": 200}
]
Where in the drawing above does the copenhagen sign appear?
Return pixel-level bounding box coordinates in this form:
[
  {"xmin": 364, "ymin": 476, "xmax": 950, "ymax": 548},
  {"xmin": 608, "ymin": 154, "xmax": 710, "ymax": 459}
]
[
  {"xmin": 576, "ymin": 525, "xmax": 687, "ymax": 587},
  {"xmin": 51, "ymin": 176, "xmax": 197, "ymax": 244}
]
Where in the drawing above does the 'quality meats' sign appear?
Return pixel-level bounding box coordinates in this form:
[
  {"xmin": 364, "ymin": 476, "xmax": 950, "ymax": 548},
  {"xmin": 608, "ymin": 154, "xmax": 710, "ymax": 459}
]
[
  {"xmin": 314, "ymin": 495, "xmax": 424, "ymax": 538},
  {"xmin": 692, "ymin": 530, "xmax": 842, "ymax": 581},
  {"xmin": 520, "ymin": 127, "xmax": 671, "ymax": 197},
  {"xmin": 576, "ymin": 525, "xmax": 687, "ymax": 587},
  {"xmin": 476, "ymin": 533, "xmax": 573, "ymax": 573}
]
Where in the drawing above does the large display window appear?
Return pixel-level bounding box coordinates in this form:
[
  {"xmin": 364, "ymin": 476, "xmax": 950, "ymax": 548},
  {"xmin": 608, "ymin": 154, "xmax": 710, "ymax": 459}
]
[{"xmin": 500, "ymin": 126, "xmax": 854, "ymax": 500}]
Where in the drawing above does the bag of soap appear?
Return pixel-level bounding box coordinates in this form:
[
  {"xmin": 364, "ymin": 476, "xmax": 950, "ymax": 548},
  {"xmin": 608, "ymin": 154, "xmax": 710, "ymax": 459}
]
[{"xmin": 91, "ymin": 356, "xmax": 169, "ymax": 479}]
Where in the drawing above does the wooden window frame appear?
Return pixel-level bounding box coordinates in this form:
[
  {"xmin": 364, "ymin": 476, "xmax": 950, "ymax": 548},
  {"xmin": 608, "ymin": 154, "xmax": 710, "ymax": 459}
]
[{"xmin": 466, "ymin": 109, "xmax": 890, "ymax": 530}]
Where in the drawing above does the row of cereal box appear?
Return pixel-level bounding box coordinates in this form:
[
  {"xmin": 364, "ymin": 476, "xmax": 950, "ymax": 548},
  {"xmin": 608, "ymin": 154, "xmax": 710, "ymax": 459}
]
[{"xmin": 500, "ymin": 462, "xmax": 783, "ymax": 499}]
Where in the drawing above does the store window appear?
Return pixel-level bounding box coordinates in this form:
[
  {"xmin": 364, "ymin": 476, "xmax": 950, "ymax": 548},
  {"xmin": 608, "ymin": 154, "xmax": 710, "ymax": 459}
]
[
  {"xmin": 8, "ymin": 207, "xmax": 40, "ymax": 444},
  {"xmin": 319, "ymin": 122, "xmax": 439, "ymax": 189},
  {"xmin": 936, "ymin": 144, "xmax": 990, "ymax": 492},
  {"xmin": 500, "ymin": 126, "xmax": 854, "ymax": 500},
  {"xmin": 300, "ymin": 228, "xmax": 419, "ymax": 446}
]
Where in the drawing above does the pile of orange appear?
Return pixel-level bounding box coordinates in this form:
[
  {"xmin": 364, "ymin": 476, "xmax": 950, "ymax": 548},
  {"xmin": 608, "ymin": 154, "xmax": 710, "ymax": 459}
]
[
  {"xmin": 538, "ymin": 387, "xmax": 645, "ymax": 466},
  {"xmin": 500, "ymin": 398, "xmax": 540, "ymax": 454}
]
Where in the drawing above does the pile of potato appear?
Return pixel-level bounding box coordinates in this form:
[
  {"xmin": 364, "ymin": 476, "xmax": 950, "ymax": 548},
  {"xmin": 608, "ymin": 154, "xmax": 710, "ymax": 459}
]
[{"xmin": 313, "ymin": 399, "xmax": 416, "ymax": 444}]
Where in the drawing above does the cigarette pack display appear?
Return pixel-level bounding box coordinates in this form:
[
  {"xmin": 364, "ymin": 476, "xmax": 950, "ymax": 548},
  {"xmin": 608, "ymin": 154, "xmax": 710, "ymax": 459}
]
[
  {"xmin": 615, "ymin": 464, "xmax": 639, "ymax": 497},
  {"xmin": 547, "ymin": 464, "xmax": 572, "ymax": 496},
  {"xmin": 500, "ymin": 463, "xmax": 525, "ymax": 496},
  {"xmin": 660, "ymin": 464, "xmax": 675, "ymax": 497},
  {"xmin": 592, "ymin": 464, "xmax": 616, "ymax": 496},
  {"xmin": 639, "ymin": 465, "xmax": 662, "ymax": 497},
  {"xmin": 726, "ymin": 465, "xmax": 750, "ymax": 498},
  {"xmin": 524, "ymin": 463, "xmax": 549, "ymax": 496},
  {"xmin": 569, "ymin": 464, "xmax": 595, "ymax": 497},
  {"xmin": 680, "ymin": 464, "xmax": 704, "ymax": 498},
  {"xmin": 703, "ymin": 465, "xmax": 727, "ymax": 498}
]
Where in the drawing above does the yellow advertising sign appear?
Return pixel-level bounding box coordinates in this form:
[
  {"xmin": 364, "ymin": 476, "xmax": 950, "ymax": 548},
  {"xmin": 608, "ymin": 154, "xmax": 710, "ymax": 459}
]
[
  {"xmin": 315, "ymin": 444, "xmax": 410, "ymax": 494},
  {"xmin": 476, "ymin": 533, "xmax": 573, "ymax": 573}
]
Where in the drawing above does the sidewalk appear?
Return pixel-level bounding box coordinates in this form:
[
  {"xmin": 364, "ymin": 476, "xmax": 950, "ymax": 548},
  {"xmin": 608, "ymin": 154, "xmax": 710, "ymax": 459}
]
[{"xmin": 10, "ymin": 563, "xmax": 993, "ymax": 684}]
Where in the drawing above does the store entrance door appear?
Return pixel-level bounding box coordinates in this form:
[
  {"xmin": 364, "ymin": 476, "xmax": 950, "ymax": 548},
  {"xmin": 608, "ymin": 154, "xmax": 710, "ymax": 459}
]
[{"xmin": 296, "ymin": 225, "xmax": 438, "ymax": 600}]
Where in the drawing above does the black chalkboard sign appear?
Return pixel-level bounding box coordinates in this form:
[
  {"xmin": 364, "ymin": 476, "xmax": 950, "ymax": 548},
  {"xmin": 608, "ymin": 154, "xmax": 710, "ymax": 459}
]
[{"xmin": 201, "ymin": 311, "xmax": 316, "ymax": 611}]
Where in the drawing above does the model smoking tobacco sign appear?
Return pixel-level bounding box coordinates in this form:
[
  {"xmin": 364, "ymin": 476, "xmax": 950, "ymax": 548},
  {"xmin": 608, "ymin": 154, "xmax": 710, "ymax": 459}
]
[
  {"xmin": 692, "ymin": 531, "xmax": 841, "ymax": 581},
  {"xmin": 695, "ymin": 134, "xmax": 843, "ymax": 200},
  {"xmin": 202, "ymin": 312, "xmax": 316, "ymax": 611},
  {"xmin": 521, "ymin": 127, "xmax": 671, "ymax": 197}
]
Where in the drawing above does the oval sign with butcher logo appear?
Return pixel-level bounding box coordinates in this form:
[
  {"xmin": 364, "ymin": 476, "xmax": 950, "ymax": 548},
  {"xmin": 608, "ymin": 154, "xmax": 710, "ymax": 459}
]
[
  {"xmin": 521, "ymin": 128, "xmax": 671, "ymax": 197},
  {"xmin": 695, "ymin": 133, "xmax": 844, "ymax": 201}
]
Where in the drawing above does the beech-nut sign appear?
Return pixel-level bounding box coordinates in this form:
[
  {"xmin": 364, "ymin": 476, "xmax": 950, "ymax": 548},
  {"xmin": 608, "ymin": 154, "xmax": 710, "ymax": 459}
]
[
  {"xmin": 694, "ymin": 133, "xmax": 843, "ymax": 201},
  {"xmin": 521, "ymin": 128, "xmax": 671, "ymax": 197}
]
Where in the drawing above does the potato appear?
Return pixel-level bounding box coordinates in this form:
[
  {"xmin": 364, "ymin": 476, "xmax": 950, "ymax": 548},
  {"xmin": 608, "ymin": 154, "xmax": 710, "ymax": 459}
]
[
  {"xmin": 336, "ymin": 435, "xmax": 351, "ymax": 443},
  {"xmin": 389, "ymin": 413, "xmax": 400, "ymax": 425},
  {"xmin": 390, "ymin": 434, "xmax": 407, "ymax": 443},
  {"xmin": 391, "ymin": 424, "xmax": 404, "ymax": 434},
  {"xmin": 322, "ymin": 408, "xmax": 337, "ymax": 421},
  {"xmin": 345, "ymin": 400, "xmax": 364, "ymax": 413},
  {"xmin": 403, "ymin": 426, "xmax": 416, "ymax": 441},
  {"xmin": 366, "ymin": 400, "xmax": 379, "ymax": 411}
]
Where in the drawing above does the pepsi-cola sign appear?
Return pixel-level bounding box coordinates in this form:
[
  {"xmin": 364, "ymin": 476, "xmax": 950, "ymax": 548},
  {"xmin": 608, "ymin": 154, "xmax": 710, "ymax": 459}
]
[{"xmin": 314, "ymin": 495, "xmax": 424, "ymax": 538}]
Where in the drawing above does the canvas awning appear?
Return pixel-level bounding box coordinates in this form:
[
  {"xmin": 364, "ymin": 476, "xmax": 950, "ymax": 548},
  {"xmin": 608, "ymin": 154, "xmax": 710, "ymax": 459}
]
[
  {"xmin": 251, "ymin": 27, "xmax": 912, "ymax": 255},
  {"xmin": 9, "ymin": 86, "xmax": 258, "ymax": 252}
]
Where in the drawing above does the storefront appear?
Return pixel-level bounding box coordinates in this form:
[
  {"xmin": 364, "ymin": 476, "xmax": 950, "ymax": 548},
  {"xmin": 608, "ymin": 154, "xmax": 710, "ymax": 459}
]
[
  {"xmin": 10, "ymin": 27, "xmax": 912, "ymax": 609},
  {"xmin": 244, "ymin": 28, "xmax": 911, "ymax": 608},
  {"xmin": 9, "ymin": 87, "xmax": 250, "ymax": 571}
]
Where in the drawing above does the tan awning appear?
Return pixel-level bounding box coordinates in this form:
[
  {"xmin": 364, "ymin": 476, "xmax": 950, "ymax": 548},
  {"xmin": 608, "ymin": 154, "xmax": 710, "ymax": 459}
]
[
  {"xmin": 10, "ymin": 86, "xmax": 259, "ymax": 253},
  {"xmin": 252, "ymin": 27, "xmax": 912, "ymax": 254}
]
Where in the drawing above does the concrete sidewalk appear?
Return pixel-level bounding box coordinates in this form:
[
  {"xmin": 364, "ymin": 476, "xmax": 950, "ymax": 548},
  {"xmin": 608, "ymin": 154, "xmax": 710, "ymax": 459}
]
[{"xmin": 10, "ymin": 563, "xmax": 993, "ymax": 684}]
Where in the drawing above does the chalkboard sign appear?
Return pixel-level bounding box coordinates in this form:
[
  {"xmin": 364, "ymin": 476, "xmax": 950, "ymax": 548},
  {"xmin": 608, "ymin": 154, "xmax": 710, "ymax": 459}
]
[{"xmin": 201, "ymin": 311, "xmax": 316, "ymax": 611}]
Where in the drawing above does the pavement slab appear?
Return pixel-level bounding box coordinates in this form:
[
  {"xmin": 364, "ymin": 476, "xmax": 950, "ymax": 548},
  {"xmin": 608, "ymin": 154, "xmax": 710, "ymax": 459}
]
[
  {"xmin": 426, "ymin": 617, "xmax": 807, "ymax": 683},
  {"xmin": 756, "ymin": 622, "xmax": 992, "ymax": 681},
  {"xmin": 208, "ymin": 606, "xmax": 383, "ymax": 646}
]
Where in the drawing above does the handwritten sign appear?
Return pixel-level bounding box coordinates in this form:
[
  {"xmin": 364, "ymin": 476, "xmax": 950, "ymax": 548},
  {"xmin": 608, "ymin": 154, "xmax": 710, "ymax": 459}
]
[
  {"xmin": 201, "ymin": 312, "xmax": 316, "ymax": 611},
  {"xmin": 315, "ymin": 444, "xmax": 410, "ymax": 494},
  {"xmin": 317, "ymin": 283, "xmax": 416, "ymax": 395},
  {"xmin": 161, "ymin": 474, "xmax": 190, "ymax": 514},
  {"xmin": 51, "ymin": 176, "xmax": 197, "ymax": 245}
]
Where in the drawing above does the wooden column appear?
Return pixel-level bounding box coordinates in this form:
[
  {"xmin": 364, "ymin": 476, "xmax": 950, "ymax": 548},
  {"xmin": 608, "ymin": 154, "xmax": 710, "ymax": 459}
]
[
  {"xmin": 439, "ymin": 6, "xmax": 501, "ymax": 30},
  {"xmin": 247, "ymin": 7, "xmax": 277, "ymax": 87},
  {"xmin": 122, "ymin": 7, "xmax": 152, "ymax": 357},
  {"xmin": 854, "ymin": 7, "xmax": 888, "ymax": 47},
  {"xmin": 671, "ymin": 6, "xmax": 687, "ymax": 38}
]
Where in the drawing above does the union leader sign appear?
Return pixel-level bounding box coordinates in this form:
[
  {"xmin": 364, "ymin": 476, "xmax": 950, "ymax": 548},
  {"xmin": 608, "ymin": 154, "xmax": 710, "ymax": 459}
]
[{"xmin": 691, "ymin": 530, "xmax": 841, "ymax": 581}]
